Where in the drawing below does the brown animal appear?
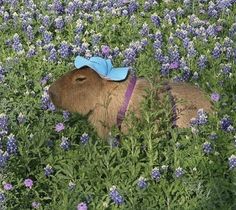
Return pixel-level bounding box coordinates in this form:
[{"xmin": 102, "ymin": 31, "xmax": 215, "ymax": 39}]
[{"xmin": 49, "ymin": 67, "xmax": 212, "ymax": 138}]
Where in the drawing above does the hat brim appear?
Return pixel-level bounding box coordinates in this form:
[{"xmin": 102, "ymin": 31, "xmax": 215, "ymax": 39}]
[{"xmin": 74, "ymin": 56, "xmax": 129, "ymax": 81}]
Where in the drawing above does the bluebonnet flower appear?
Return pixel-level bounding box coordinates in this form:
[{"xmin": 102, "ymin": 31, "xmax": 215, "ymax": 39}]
[
  {"xmin": 41, "ymin": 73, "xmax": 52, "ymax": 86},
  {"xmin": 26, "ymin": 25, "xmax": 34, "ymax": 41},
  {"xmin": 48, "ymin": 48, "xmax": 57, "ymax": 62},
  {"xmin": 220, "ymin": 115, "xmax": 234, "ymax": 132},
  {"xmin": 58, "ymin": 41, "xmax": 71, "ymax": 58},
  {"xmin": 144, "ymin": 1, "xmax": 151, "ymax": 11},
  {"xmin": 151, "ymin": 13, "xmax": 161, "ymax": 26},
  {"xmin": 137, "ymin": 176, "xmax": 148, "ymax": 189},
  {"xmin": 190, "ymin": 109, "xmax": 208, "ymax": 126},
  {"xmin": 0, "ymin": 192, "xmax": 5, "ymax": 203},
  {"xmin": 17, "ymin": 113, "xmax": 26, "ymax": 124},
  {"xmin": 123, "ymin": 48, "xmax": 136, "ymax": 66},
  {"xmin": 228, "ymin": 155, "xmax": 236, "ymax": 170},
  {"xmin": 63, "ymin": 111, "xmax": 70, "ymax": 121},
  {"xmin": 66, "ymin": 2, "xmax": 77, "ymax": 15},
  {"xmin": 212, "ymin": 42, "xmax": 222, "ymax": 58},
  {"xmin": 75, "ymin": 19, "xmax": 84, "ymax": 34},
  {"xmin": 211, "ymin": 93, "xmax": 220, "ymax": 102},
  {"xmin": 182, "ymin": 37, "xmax": 190, "ymax": 48},
  {"xmin": 60, "ymin": 136, "xmax": 70, "ymax": 150},
  {"xmin": 12, "ymin": 33, "xmax": 24, "ymax": 53},
  {"xmin": 153, "ymin": 40, "xmax": 162, "ymax": 49},
  {"xmin": 154, "ymin": 49, "xmax": 164, "ymax": 63},
  {"xmin": 39, "ymin": 25, "xmax": 46, "ymax": 33},
  {"xmin": 80, "ymin": 133, "xmax": 89, "ymax": 144},
  {"xmin": 187, "ymin": 42, "xmax": 197, "ymax": 57},
  {"xmin": 151, "ymin": 167, "xmax": 161, "ymax": 181},
  {"xmin": 160, "ymin": 63, "xmax": 170, "ymax": 76},
  {"xmin": 42, "ymin": 15, "xmax": 50, "ymax": 27},
  {"xmin": 32, "ymin": 201, "xmax": 41, "ymax": 209},
  {"xmin": 92, "ymin": 33, "xmax": 102, "ymax": 45},
  {"xmin": 0, "ymin": 150, "xmax": 8, "ymax": 168},
  {"xmin": 112, "ymin": 46, "xmax": 120, "ymax": 58},
  {"xmin": 220, "ymin": 64, "xmax": 231, "ymax": 74},
  {"xmin": 44, "ymin": 164, "xmax": 54, "ymax": 176},
  {"xmin": 0, "ymin": 113, "xmax": 8, "ymax": 137},
  {"xmin": 181, "ymin": 67, "xmax": 191, "ymax": 81},
  {"xmin": 53, "ymin": 0, "xmax": 64, "ymax": 14},
  {"xmin": 109, "ymin": 186, "xmax": 124, "ymax": 205},
  {"xmin": 197, "ymin": 55, "xmax": 207, "ymax": 70},
  {"xmin": 27, "ymin": 45, "xmax": 36, "ymax": 57},
  {"xmin": 153, "ymin": 30, "xmax": 163, "ymax": 42},
  {"xmin": 203, "ymin": 142, "xmax": 212, "ymax": 154},
  {"xmin": 128, "ymin": 0, "xmax": 139, "ymax": 14},
  {"xmin": 140, "ymin": 23, "xmax": 149, "ymax": 36},
  {"xmin": 175, "ymin": 167, "xmax": 184, "ymax": 178},
  {"xmin": 209, "ymin": 132, "xmax": 218, "ymax": 140},
  {"xmin": 169, "ymin": 47, "xmax": 180, "ymax": 62},
  {"xmin": 77, "ymin": 202, "xmax": 87, "ymax": 210},
  {"xmin": 55, "ymin": 16, "xmax": 64, "ymax": 29},
  {"xmin": 43, "ymin": 31, "xmax": 53, "ymax": 45},
  {"xmin": 4, "ymin": 11, "xmax": 10, "ymax": 22},
  {"xmin": 7, "ymin": 134, "xmax": 17, "ymax": 155},
  {"xmin": 206, "ymin": 25, "xmax": 217, "ymax": 37},
  {"xmin": 41, "ymin": 88, "xmax": 56, "ymax": 111}
]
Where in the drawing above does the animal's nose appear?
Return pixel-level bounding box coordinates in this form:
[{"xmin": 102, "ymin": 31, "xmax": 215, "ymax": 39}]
[{"xmin": 48, "ymin": 86, "xmax": 56, "ymax": 101}]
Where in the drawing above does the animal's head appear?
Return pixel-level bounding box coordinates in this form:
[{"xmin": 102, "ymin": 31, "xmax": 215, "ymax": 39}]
[{"xmin": 49, "ymin": 67, "xmax": 104, "ymax": 114}]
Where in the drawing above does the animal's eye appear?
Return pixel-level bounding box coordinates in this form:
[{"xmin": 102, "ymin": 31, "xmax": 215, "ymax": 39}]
[{"xmin": 75, "ymin": 76, "xmax": 87, "ymax": 82}]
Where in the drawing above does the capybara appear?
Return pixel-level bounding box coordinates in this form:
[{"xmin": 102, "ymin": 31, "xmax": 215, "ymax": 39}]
[{"xmin": 49, "ymin": 67, "xmax": 212, "ymax": 138}]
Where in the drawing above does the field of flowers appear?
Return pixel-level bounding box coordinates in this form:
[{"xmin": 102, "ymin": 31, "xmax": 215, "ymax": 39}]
[{"xmin": 0, "ymin": 0, "xmax": 236, "ymax": 209}]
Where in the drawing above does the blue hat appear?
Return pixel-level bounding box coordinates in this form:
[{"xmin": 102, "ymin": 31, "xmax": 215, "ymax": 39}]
[{"xmin": 74, "ymin": 56, "xmax": 129, "ymax": 81}]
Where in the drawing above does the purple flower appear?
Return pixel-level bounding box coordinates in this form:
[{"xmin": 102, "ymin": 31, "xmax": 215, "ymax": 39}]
[
  {"xmin": 26, "ymin": 25, "xmax": 34, "ymax": 41},
  {"xmin": 151, "ymin": 13, "xmax": 161, "ymax": 26},
  {"xmin": 220, "ymin": 115, "xmax": 233, "ymax": 132},
  {"xmin": 12, "ymin": 33, "xmax": 23, "ymax": 53},
  {"xmin": 229, "ymin": 155, "xmax": 236, "ymax": 170},
  {"xmin": 58, "ymin": 41, "xmax": 71, "ymax": 58},
  {"xmin": 24, "ymin": 178, "xmax": 33, "ymax": 189},
  {"xmin": 212, "ymin": 43, "xmax": 222, "ymax": 59},
  {"xmin": 0, "ymin": 192, "xmax": 5, "ymax": 203},
  {"xmin": 203, "ymin": 142, "xmax": 212, "ymax": 154},
  {"xmin": 32, "ymin": 201, "xmax": 41, "ymax": 209},
  {"xmin": 175, "ymin": 167, "xmax": 184, "ymax": 178},
  {"xmin": 211, "ymin": 93, "xmax": 220, "ymax": 102},
  {"xmin": 55, "ymin": 16, "xmax": 64, "ymax": 29},
  {"xmin": 27, "ymin": 46, "xmax": 36, "ymax": 57},
  {"xmin": 80, "ymin": 133, "xmax": 89, "ymax": 144},
  {"xmin": 169, "ymin": 61, "xmax": 179, "ymax": 69},
  {"xmin": 44, "ymin": 164, "xmax": 54, "ymax": 177},
  {"xmin": 48, "ymin": 48, "xmax": 57, "ymax": 62},
  {"xmin": 60, "ymin": 136, "xmax": 70, "ymax": 150},
  {"xmin": 43, "ymin": 31, "xmax": 53, "ymax": 45},
  {"xmin": 137, "ymin": 176, "xmax": 148, "ymax": 189},
  {"xmin": 63, "ymin": 111, "xmax": 70, "ymax": 121},
  {"xmin": 7, "ymin": 134, "xmax": 17, "ymax": 155},
  {"xmin": 3, "ymin": 183, "xmax": 13, "ymax": 191},
  {"xmin": 101, "ymin": 45, "xmax": 110, "ymax": 57},
  {"xmin": 41, "ymin": 89, "xmax": 56, "ymax": 111},
  {"xmin": 55, "ymin": 123, "xmax": 65, "ymax": 132},
  {"xmin": 0, "ymin": 113, "xmax": 8, "ymax": 137},
  {"xmin": 109, "ymin": 186, "xmax": 124, "ymax": 205},
  {"xmin": 41, "ymin": 74, "xmax": 52, "ymax": 86},
  {"xmin": 140, "ymin": 23, "xmax": 149, "ymax": 36},
  {"xmin": 77, "ymin": 202, "xmax": 88, "ymax": 210},
  {"xmin": 53, "ymin": 0, "xmax": 64, "ymax": 14},
  {"xmin": 151, "ymin": 167, "xmax": 161, "ymax": 181},
  {"xmin": 197, "ymin": 55, "xmax": 207, "ymax": 70},
  {"xmin": 0, "ymin": 150, "xmax": 8, "ymax": 168}
]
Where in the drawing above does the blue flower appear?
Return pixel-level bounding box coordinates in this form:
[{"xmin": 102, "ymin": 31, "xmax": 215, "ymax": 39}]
[
  {"xmin": 220, "ymin": 115, "xmax": 234, "ymax": 132},
  {"xmin": 6, "ymin": 134, "xmax": 17, "ymax": 155},
  {"xmin": 0, "ymin": 150, "xmax": 9, "ymax": 168},
  {"xmin": 55, "ymin": 16, "xmax": 64, "ymax": 29},
  {"xmin": 0, "ymin": 192, "xmax": 5, "ymax": 203},
  {"xmin": 228, "ymin": 155, "xmax": 236, "ymax": 170},
  {"xmin": 175, "ymin": 167, "xmax": 184, "ymax": 178},
  {"xmin": 44, "ymin": 164, "xmax": 54, "ymax": 177},
  {"xmin": 137, "ymin": 176, "xmax": 148, "ymax": 189},
  {"xmin": 58, "ymin": 41, "xmax": 71, "ymax": 58},
  {"xmin": 203, "ymin": 142, "xmax": 212, "ymax": 154},
  {"xmin": 109, "ymin": 186, "xmax": 124, "ymax": 205},
  {"xmin": 151, "ymin": 167, "xmax": 161, "ymax": 181},
  {"xmin": 0, "ymin": 113, "xmax": 8, "ymax": 137},
  {"xmin": 60, "ymin": 136, "xmax": 70, "ymax": 150},
  {"xmin": 80, "ymin": 133, "xmax": 89, "ymax": 144}
]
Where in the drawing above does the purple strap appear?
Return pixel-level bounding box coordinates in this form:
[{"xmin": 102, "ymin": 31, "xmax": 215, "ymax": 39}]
[{"xmin": 117, "ymin": 74, "xmax": 137, "ymax": 130}]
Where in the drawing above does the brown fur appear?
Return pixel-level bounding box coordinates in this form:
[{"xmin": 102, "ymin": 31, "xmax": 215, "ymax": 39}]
[{"xmin": 49, "ymin": 67, "xmax": 212, "ymax": 138}]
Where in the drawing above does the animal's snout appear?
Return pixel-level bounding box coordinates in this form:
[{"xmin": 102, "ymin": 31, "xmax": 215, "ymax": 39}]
[{"xmin": 48, "ymin": 85, "xmax": 57, "ymax": 102}]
